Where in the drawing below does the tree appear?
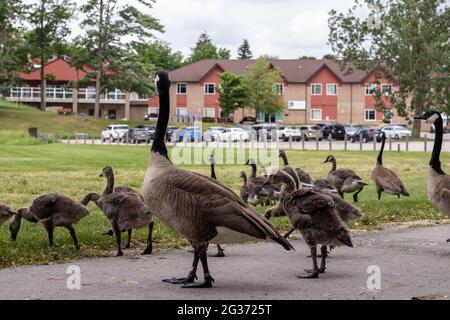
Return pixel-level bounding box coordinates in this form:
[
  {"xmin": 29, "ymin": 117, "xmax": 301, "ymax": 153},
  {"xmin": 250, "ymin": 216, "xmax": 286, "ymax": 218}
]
[
  {"xmin": 237, "ymin": 39, "xmax": 253, "ymax": 59},
  {"xmin": 27, "ymin": 0, "xmax": 75, "ymax": 111},
  {"xmin": 135, "ymin": 40, "xmax": 184, "ymax": 71},
  {"xmin": 0, "ymin": 0, "xmax": 29, "ymax": 92},
  {"xmin": 244, "ymin": 57, "xmax": 284, "ymax": 121},
  {"xmin": 218, "ymin": 72, "xmax": 249, "ymax": 117},
  {"xmin": 78, "ymin": 0, "xmax": 163, "ymax": 119},
  {"xmin": 188, "ymin": 31, "xmax": 230, "ymax": 63},
  {"xmin": 328, "ymin": 0, "xmax": 450, "ymax": 137}
]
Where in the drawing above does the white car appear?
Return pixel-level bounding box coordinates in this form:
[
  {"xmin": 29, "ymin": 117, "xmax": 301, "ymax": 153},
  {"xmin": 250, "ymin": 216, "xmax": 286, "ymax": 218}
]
[
  {"xmin": 382, "ymin": 125, "xmax": 412, "ymax": 140},
  {"xmin": 277, "ymin": 126, "xmax": 302, "ymax": 141},
  {"xmin": 219, "ymin": 128, "xmax": 250, "ymax": 142},
  {"xmin": 101, "ymin": 125, "xmax": 129, "ymax": 142},
  {"xmin": 203, "ymin": 126, "xmax": 227, "ymax": 142}
]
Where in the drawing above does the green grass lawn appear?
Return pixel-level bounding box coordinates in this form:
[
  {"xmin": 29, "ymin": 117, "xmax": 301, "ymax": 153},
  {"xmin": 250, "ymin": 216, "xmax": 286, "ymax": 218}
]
[{"xmin": 0, "ymin": 143, "xmax": 447, "ymax": 268}]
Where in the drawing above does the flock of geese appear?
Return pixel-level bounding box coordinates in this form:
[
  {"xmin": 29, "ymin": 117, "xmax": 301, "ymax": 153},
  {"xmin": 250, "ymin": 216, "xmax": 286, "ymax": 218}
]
[{"xmin": 1, "ymin": 71, "xmax": 449, "ymax": 288}]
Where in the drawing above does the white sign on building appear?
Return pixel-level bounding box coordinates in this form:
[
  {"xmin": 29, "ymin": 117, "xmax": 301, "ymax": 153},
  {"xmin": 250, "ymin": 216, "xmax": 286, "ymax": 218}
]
[{"xmin": 288, "ymin": 101, "xmax": 306, "ymax": 110}]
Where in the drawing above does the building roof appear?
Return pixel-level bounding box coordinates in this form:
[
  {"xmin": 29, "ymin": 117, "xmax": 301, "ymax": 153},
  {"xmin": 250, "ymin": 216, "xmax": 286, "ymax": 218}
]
[
  {"xmin": 169, "ymin": 59, "xmax": 369, "ymax": 84},
  {"xmin": 20, "ymin": 58, "xmax": 93, "ymax": 82}
]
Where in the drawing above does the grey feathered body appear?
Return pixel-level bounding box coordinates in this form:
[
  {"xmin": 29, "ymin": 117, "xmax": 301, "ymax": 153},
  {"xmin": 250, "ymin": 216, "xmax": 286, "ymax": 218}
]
[
  {"xmin": 427, "ymin": 167, "xmax": 450, "ymax": 216},
  {"xmin": 314, "ymin": 179, "xmax": 337, "ymax": 192},
  {"xmin": 282, "ymin": 189, "xmax": 353, "ymax": 247},
  {"xmin": 317, "ymin": 188, "xmax": 363, "ymax": 223},
  {"xmin": 371, "ymin": 163, "xmax": 409, "ymax": 196},
  {"xmin": 0, "ymin": 204, "xmax": 15, "ymax": 225},
  {"xmin": 328, "ymin": 169, "xmax": 365, "ymax": 193}
]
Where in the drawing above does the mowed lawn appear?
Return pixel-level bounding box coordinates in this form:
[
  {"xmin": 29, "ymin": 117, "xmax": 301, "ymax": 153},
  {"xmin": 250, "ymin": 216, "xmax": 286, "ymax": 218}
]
[{"xmin": 0, "ymin": 143, "xmax": 447, "ymax": 267}]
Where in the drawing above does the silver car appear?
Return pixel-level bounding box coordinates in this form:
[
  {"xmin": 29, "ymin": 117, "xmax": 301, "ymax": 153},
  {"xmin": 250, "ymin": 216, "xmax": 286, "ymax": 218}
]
[
  {"xmin": 298, "ymin": 125, "xmax": 323, "ymax": 141},
  {"xmin": 382, "ymin": 125, "xmax": 412, "ymax": 140}
]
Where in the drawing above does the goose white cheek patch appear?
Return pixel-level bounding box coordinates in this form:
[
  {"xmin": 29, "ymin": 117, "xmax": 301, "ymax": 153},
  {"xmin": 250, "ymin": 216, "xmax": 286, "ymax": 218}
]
[{"xmin": 426, "ymin": 113, "xmax": 439, "ymax": 124}]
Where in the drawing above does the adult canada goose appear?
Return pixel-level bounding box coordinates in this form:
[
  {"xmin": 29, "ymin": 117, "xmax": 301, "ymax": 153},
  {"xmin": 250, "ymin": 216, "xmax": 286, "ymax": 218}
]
[
  {"xmin": 239, "ymin": 171, "xmax": 251, "ymax": 203},
  {"xmin": 278, "ymin": 149, "xmax": 314, "ymax": 186},
  {"xmin": 0, "ymin": 204, "xmax": 16, "ymax": 226},
  {"xmin": 9, "ymin": 194, "xmax": 91, "ymax": 249},
  {"xmin": 208, "ymin": 154, "xmax": 225, "ymax": 257},
  {"xmin": 143, "ymin": 71, "xmax": 293, "ymax": 288},
  {"xmin": 324, "ymin": 155, "xmax": 368, "ymax": 202},
  {"xmin": 371, "ymin": 132, "xmax": 409, "ymax": 200},
  {"xmin": 414, "ymin": 111, "xmax": 450, "ymax": 242},
  {"xmin": 95, "ymin": 166, "xmax": 153, "ymax": 256},
  {"xmin": 281, "ymin": 189, "xmax": 353, "ymax": 278}
]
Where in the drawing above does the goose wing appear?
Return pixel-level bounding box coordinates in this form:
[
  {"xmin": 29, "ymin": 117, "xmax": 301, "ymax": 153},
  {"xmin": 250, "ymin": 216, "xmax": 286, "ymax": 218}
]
[
  {"xmin": 157, "ymin": 169, "xmax": 293, "ymax": 250},
  {"xmin": 30, "ymin": 194, "xmax": 59, "ymax": 220},
  {"xmin": 295, "ymin": 168, "xmax": 313, "ymax": 184}
]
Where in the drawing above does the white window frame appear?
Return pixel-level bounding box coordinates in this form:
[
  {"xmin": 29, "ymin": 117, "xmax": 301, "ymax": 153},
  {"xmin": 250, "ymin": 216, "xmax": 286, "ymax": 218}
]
[
  {"xmin": 176, "ymin": 83, "xmax": 187, "ymax": 94},
  {"xmin": 148, "ymin": 107, "xmax": 159, "ymax": 116},
  {"xmin": 204, "ymin": 83, "xmax": 216, "ymax": 95},
  {"xmin": 176, "ymin": 107, "xmax": 188, "ymax": 116},
  {"xmin": 381, "ymin": 84, "xmax": 392, "ymax": 96},
  {"xmin": 275, "ymin": 83, "xmax": 284, "ymax": 95},
  {"xmin": 326, "ymin": 83, "xmax": 338, "ymax": 96},
  {"xmin": 365, "ymin": 83, "xmax": 377, "ymax": 96},
  {"xmin": 365, "ymin": 109, "xmax": 376, "ymax": 121},
  {"xmin": 203, "ymin": 107, "xmax": 216, "ymax": 118},
  {"xmin": 310, "ymin": 108, "xmax": 322, "ymax": 121},
  {"xmin": 311, "ymin": 83, "xmax": 322, "ymax": 95}
]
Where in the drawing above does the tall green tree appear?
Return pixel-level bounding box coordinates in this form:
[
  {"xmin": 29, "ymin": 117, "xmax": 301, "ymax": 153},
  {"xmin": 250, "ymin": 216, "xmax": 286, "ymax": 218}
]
[
  {"xmin": 135, "ymin": 40, "xmax": 184, "ymax": 71},
  {"xmin": 78, "ymin": 0, "xmax": 163, "ymax": 119},
  {"xmin": 218, "ymin": 72, "xmax": 249, "ymax": 117},
  {"xmin": 244, "ymin": 57, "xmax": 284, "ymax": 121},
  {"xmin": 0, "ymin": 0, "xmax": 29, "ymax": 91},
  {"xmin": 328, "ymin": 0, "xmax": 449, "ymax": 137},
  {"xmin": 237, "ymin": 39, "xmax": 253, "ymax": 59},
  {"xmin": 27, "ymin": 0, "xmax": 75, "ymax": 111},
  {"xmin": 188, "ymin": 31, "xmax": 230, "ymax": 63}
]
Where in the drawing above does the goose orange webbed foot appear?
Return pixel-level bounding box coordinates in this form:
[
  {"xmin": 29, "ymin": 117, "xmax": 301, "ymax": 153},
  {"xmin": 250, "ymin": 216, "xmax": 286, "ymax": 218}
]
[
  {"xmin": 162, "ymin": 271, "xmax": 197, "ymax": 285},
  {"xmin": 182, "ymin": 275, "xmax": 215, "ymax": 289}
]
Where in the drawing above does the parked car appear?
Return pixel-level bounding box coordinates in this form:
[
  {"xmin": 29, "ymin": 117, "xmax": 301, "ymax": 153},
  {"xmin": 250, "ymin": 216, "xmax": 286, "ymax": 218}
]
[
  {"xmin": 344, "ymin": 124, "xmax": 363, "ymax": 139},
  {"xmin": 135, "ymin": 125, "xmax": 156, "ymax": 139},
  {"xmin": 203, "ymin": 126, "xmax": 227, "ymax": 142},
  {"xmin": 277, "ymin": 126, "xmax": 302, "ymax": 141},
  {"xmin": 101, "ymin": 124, "xmax": 129, "ymax": 142},
  {"xmin": 382, "ymin": 125, "xmax": 412, "ymax": 140},
  {"xmin": 239, "ymin": 116, "xmax": 256, "ymax": 124},
  {"xmin": 252, "ymin": 124, "xmax": 279, "ymax": 140},
  {"xmin": 173, "ymin": 126, "xmax": 202, "ymax": 142},
  {"xmin": 219, "ymin": 128, "xmax": 250, "ymax": 142},
  {"xmin": 298, "ymin": 125, "xmax": 323, "ymax": 141},
  {"xmin": 166, "ymin": 126, "xmax": 178, "ymax": 142},
  {"xmin": 126, "ymin": 128, "xmax": 151, "ymax": 144},
  {"xmin": 321, "ymin": 124, "xmax": 346, "ymax": 140},
  {"xmin": 350, "ymin": 127, "xmax": 382, "ymax": 143}
]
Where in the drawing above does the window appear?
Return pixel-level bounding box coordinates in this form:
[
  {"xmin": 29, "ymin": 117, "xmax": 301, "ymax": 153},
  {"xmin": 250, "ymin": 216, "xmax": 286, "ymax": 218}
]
[
  {"xmin": 148, "ymin": 108, "xmax": 158, "ymax": 117},
  {"xmin": 177, "ymin": 83, "xmax": 187, "ymax": 94},
  {"xmin": 326, "ymin": 84, "xmax": 338, "ymax": 95},
  {"xmin": 274, "ymin": 83, "xmax": 284, "ymax": 95},
  {"xmin": 381, "ymin": 84, "xmax": 392, "ymax": 95},
  {"xmin": 365, "ymin": 83, "xmax": 377, "ymax": 95},
  {"xmin": 203, "ymin": 107, "xmax": 215, "ymax": 118},
  {"xmin": 365, "ymin": 109, "xmax": 376, "ymax": 121},
  {"xmin": 204, "ymin": 83, "xmax": 215, "ymax": 94},
  {"xmin": 310, "ymin": 109, "xmax": 322, "ymax": 120},
  {"xmin": 176, "ymin": 108, "xmax": 187, "ymax": 116},
  {"xmin": 311, "ymin": 84, "xmax": 322, "ymax": 95}
]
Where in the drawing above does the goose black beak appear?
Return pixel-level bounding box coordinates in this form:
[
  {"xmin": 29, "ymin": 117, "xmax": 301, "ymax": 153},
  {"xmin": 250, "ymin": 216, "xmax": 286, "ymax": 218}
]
[
  {"xmin": 99, "ymin": 173, "xmax": 104, "ymax": 177},
  {"xmin": 414, "ymin": 115, "xmax": 426, "ymax": 120}
]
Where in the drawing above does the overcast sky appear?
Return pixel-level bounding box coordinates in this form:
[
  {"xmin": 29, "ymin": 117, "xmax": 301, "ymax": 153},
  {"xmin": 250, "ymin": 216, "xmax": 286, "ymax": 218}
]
[{"xmin": 150, "ymin": 0, "xmax": 360, "ymax": 59}]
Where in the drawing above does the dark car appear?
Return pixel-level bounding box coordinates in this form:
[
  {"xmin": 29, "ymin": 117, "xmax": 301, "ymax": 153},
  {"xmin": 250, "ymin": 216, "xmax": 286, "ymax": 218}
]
[
  {"xmin": 166, "ymin": 126, "xmax": 178, "ymax": 142},
  {"xmin": 126, "ymin": 128, "xmax": 151, "ymax": 144},
  {"xmin": 350, "ymin": 127, "xmax": 382, "ymax": 143},
  {"xmin": 321, "ymin": 124, "xmax": 346, "ymax": 140}
]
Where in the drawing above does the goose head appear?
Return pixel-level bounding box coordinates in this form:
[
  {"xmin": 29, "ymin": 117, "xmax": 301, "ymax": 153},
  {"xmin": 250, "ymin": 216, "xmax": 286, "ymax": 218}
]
[
  {"xmin": 9, "ymin": 208, "xmax": 27, "ymax": 242},
  {"xmin": 245, "ymin": 159, "xmax": 256, "ymax": 166},
  {"xmin": 99, "ymin": 166, "xmax": 114, "ymax": 178},
  {"xmin": 154, "ymin": 70, "xmax": 170, "ymax": 92},
  {"xmin": 414, "ymin": 111, "xmax": 441, "ymax": 124},
  {"xmin": 209, "ymin": 154, "xmax": 215, "ymax": 165},
  {"xmin": 278, "ymin": 149, "xmax": 286, "ymax": 158},
  {"xmin": 239, "ymin": 171, "xmax": 247, "ymax": 179},
  {"xmin": 323, "ymin": 155, "xmax": 335, "ymax": 163}
]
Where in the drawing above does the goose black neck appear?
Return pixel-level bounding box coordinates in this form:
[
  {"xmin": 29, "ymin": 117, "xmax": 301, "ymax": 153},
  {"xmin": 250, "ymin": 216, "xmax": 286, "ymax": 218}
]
[
  {"xmin": 431, "ymin": 115, "xmax": 445, "ymax": 175},
  {"xmin": 242, "ymin": 174, "xmax": 247, "ymax": 184},
  {"xmin": 377, "ymin": 134, "xmax": 386, "ymax": 165},
  {"xmin": 103, "ymin": 174, "xmax": 114, "ymax": 196},
  {"xmin": 280, "ymin": 152, "xmax": 289, "ymax": 166},
  {"xmin": 210, "ymin": 163, "xmax": 216, "ymax": 180},
  {"xmin": 250, "ymin": 164, "xmax": 257, "ymax": 178},
  {"xmin": 330, "ymin": 158, "xmax": 337, "ymax": 172},
  {"xmin": 151, "ymin": 80, "xmax": 170, "ymax": 159}
]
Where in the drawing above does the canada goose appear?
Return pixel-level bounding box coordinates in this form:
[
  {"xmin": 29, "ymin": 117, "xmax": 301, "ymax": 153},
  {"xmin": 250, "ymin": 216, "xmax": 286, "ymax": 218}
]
[
  {"xmin": 245, "ymin": 159, "xmax": 276, "ymax": 206},
  {"xmin": 0, "ymin": 204, "xmax": 16, "ymax": 226},
  {"xmin": 95, "ymin": 166, "xmax": 153, "ymax": 256},
  {"xmin": 208, "ymin": 154, "xmax": 225, "ymax": 258},
  {"xmin": 278, "ymin": 149, "xmax": 314, "ymax": 186},
  {"xmin": 414, "ymin": 111, "xmax": 450, "ymax": 242},
  {"xmin": 143, "ymin": 71, "xmax": 293, "ymax": 288},
  {"xmin": 264, "ymin": 169, "xmax": 297, "ymax": 219},
  {"xmin": 9, "ymin": 194, "xmax": 91, "ymax": 249},
  {"xmin": 323, "ymin": 155, "xmax": 368, "ymax": 202},
  {"xmin": 281, "ymin": 189, "xmax": 353, "ymax": 278},
  {"xmin": 371, "ymin": 132, "xmax": 409, "ymax": 200},
  {"xmin": 239, "ymin": 171, "xmax": 251, "ymax": 203}
]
